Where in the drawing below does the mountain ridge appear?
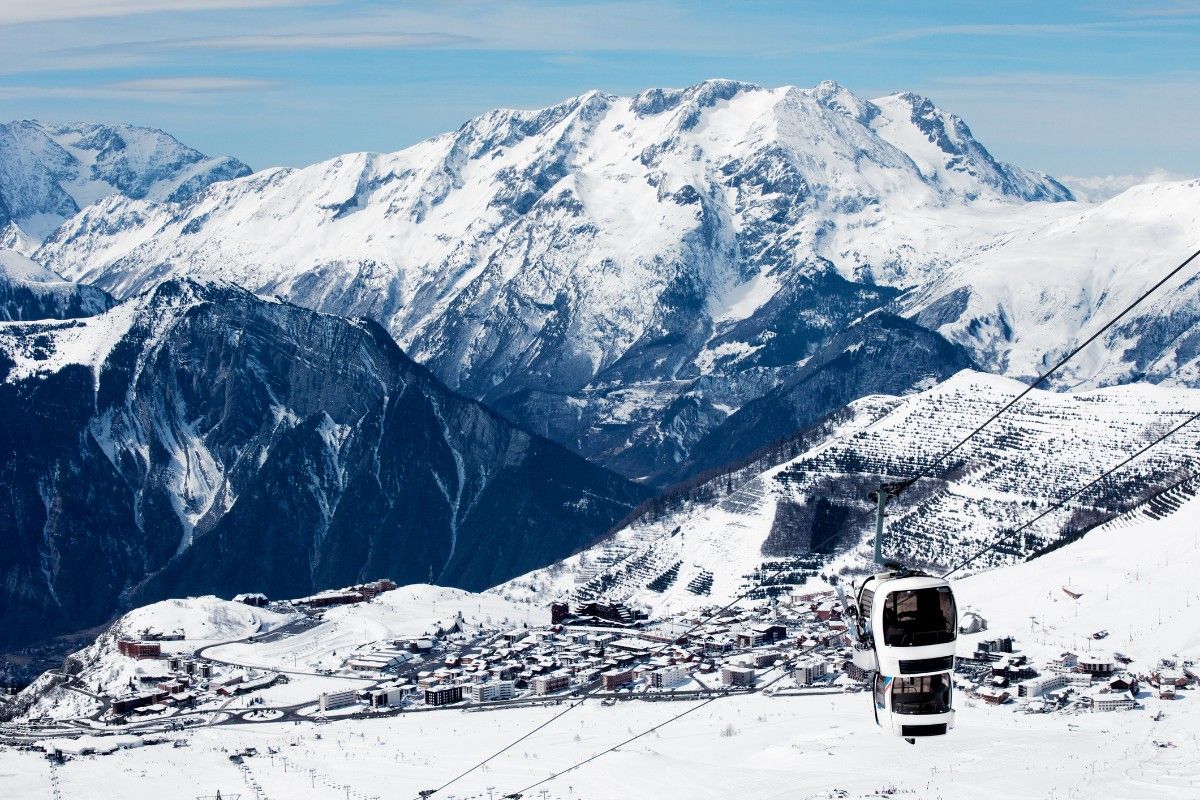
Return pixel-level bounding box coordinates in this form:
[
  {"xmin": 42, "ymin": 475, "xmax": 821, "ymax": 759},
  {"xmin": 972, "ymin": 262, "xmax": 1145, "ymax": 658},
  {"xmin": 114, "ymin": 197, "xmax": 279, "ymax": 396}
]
[
  {"xmin": 32, "ymin": 79, "xmax": 1076, "ymax": 480},
  {"xmin": 0, "ymin": 278, "xmax": 647, "ymax": 648}
]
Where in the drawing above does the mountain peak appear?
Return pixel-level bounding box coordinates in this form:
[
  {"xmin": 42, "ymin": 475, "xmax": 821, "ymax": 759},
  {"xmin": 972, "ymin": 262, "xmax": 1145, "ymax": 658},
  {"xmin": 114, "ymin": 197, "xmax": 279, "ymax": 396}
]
[
  {"xmin": 869, "ymin": 90, "xmax": 1073, "ymax": 202},
  {"xmin": 630, "ymin": 78, "xmax": 761, "ymax": 120},
  {"xmin": 0, "ymin": 119, "xmax": 251, "ymax": 251},
  {"xmin": 803, "ymin": 80, "xmax": 879, "ymax": 125}
]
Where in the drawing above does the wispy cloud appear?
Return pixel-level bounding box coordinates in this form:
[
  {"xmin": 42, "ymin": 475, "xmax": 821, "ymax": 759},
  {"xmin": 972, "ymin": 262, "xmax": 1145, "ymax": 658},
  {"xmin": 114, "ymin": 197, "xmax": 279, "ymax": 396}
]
[
  {"xmin": 0, "ymin": 0, "xmax": 324, "ymax": 26},
  {"xmin": 809, "ymin": 19, "xmax": 1186, "ymax": 53},
  {"xmin": 1060, "ymin": 169, "xmax": 1192, "ymax": 202},
  {"xmin": 105, "ymin": 76, "xmax": 282, "ymax": 92},
  {"xmin": 151, "ymin": 31, "xmax": 477, "ymax": 51},
  {"xmin": 0, "ymin": 76, "xmax": 280, "ymax": 101}
]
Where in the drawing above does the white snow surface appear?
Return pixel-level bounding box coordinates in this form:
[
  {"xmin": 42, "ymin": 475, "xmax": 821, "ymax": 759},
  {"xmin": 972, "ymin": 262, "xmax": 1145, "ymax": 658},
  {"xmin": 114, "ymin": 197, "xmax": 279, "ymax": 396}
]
[
  {"xmin": 906, "ymin": 179, "xmax": 1200, "ymax": 387},
  {"xmin": 207, "ymin": 584, "xmax": 538, "ymax": 674},
  {"xmin": 0, "ymin": 120, "xmax": 248, "ymax": 252},
  {"xmin": 495, "ymin": 369, "xmax": 1200, "ymax": 613},
  {"xmin": 33, "ymin": 81, "xmax": 1073, "ymax": 393},
  {"xmin": 6, "ymin": 501, "xmax": 1200, "ymax": 798}
]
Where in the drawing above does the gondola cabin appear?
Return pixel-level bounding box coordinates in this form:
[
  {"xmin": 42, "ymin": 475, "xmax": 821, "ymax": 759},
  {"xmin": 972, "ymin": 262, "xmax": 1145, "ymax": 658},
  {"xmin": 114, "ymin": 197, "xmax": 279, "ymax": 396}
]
[
  {"xmin": 872, "ymin": 671, "xmax": 955, "ymax": 739},
  {"xmin": 855, "ymin": 570, "xmax": 958, "ymax": 740}
]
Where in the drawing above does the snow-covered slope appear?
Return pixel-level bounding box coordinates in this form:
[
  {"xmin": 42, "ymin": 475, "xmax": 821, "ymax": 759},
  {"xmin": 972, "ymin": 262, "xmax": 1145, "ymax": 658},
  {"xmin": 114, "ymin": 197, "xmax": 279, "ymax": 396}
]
[
  {"xmin": 10, "ymin": 596, "xmax": 297, "ymax": 721},
  {"xmin": 494, "ymin": 370, "xmax": 1200, "ymax": 614},
  {"xmin": 0, "ymin": 279, "xmax": 646, "ymax": 649},
  {"xmin": 957, "ymin": 482, "xmax": 1200, "ymax": 663},
  {"xmin": 909, "ymin": 179, "xmax": 1200, "ymax": 387},
  {"xmin": 0, "ymin": 248, "xmax": 112, "ymax": 320},
  {"xmin": 205, "ymin": 584, "xmax": 537, "ymax": 675},
  {"xmin": 0, "ymin": 120, "xmax": 250, "ymax": 252},
  {"xmin": 8, "ymin": 493, "xmax": 1200, "ymax": 799},
  {"xmin": 34, "ymin": 80, "xmax": 1075, "ymax": 479}
]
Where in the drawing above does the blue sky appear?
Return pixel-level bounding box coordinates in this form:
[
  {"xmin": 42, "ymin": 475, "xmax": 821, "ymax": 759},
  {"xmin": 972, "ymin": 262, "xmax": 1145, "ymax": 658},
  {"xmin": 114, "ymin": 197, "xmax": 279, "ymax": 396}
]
[{"xmin": 2, "ymin": 1, "xmax": 1198, "ymax": 179}]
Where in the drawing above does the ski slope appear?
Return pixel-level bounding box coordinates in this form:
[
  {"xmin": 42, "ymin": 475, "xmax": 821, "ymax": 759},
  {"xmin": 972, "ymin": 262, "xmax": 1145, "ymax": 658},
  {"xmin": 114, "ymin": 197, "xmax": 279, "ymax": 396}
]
[{"xmin": 5, "ymin": 479, "xmax": 1200, "ymax": 798}]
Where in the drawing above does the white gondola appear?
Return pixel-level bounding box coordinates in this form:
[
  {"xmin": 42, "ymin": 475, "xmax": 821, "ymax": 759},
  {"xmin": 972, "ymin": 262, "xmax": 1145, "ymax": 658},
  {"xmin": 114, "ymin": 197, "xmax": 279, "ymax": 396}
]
[
  {"xmin": 872, "ymin": 671, "xmax": 955, "ymax": 740},
  {"xmin": 838, "ymin": 482, "xmax": 959, "ymax": 741},
  {"xmin": 857, "ymin": 571, "xmax": 957, "ymax": 678},
  {"xmin": 856, "ymin": 570, "xmax": 957, "ymax": 740}
]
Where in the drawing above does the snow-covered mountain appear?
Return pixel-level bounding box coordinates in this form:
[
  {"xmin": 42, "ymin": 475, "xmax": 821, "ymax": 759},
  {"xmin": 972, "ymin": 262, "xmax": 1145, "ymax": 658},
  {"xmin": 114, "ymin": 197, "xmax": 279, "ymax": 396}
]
[
  {"xmin": 0, "ymin": 120, "xmax": 250, "ymax": 252},
  {"xmin": 908, "ymin": 179, "xmax": 1200, "ymax": 387},
  {"xmin": 494, "ymin": 370, "xmax": 1200, "ymax": 613},
  {"xmin": 0, "ymin": 249, "xmax": 112, "ymax": 320},
  {"xmin": 0, "ymin": 280, "xmax": 647, "ymax": 649},
  {"xmin": 33, "ymin": 80, "xmax": 1077, "ymax": 480}
]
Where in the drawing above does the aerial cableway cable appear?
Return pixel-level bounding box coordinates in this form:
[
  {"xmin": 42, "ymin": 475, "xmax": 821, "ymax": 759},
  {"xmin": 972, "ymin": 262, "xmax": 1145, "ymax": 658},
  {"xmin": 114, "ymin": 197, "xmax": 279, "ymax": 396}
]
[
  {"xmin": 501, "ymin": 695, "xmax": 722, "ymax": 799},
  {"xmin": 901, "ymin": 244, "xmax": 1200, "ymax": 489},
  {"xmin": 492, "ymin": 432, "xmax": 1200, "ymax": 798},
  {"xmin": 419, "ymin": 554, "xmax": 801, "ymax": 799},
  {"xmin": 498, "ymin": 657, "xmax": 799, "ymax": 798},
  {"xmin": 941, "ymin": 408, "xmax": 1200, "ymax": 577},
  {"xmin": 421, "ymin": 246, "xmax": 1200, "ymax": 798}
]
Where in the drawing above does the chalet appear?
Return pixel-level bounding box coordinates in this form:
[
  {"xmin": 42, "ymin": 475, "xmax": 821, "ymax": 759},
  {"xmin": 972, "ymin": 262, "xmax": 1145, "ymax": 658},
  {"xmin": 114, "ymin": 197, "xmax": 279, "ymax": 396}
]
[
  {"xmin": 233, "ymin": 593, "xmax": 268, "ymax": 607},
  {"xmin": 1108, "ymin": 676, "xmax": 1134, "ymax": 692},
  {"xmin": 1152, "ymin": 669, "xmax": 1188, "ymax": 689}
]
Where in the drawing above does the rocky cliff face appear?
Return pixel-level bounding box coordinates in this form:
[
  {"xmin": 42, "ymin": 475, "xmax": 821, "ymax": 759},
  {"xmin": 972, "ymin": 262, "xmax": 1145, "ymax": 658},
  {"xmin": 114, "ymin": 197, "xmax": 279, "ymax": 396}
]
[
  {"xmin": 0, "ymin": 280, "xmax": 647, "ymax": 647},
  {"xmin": 0, "ymin": 249, "xmax": 112, "ymax": 321}
]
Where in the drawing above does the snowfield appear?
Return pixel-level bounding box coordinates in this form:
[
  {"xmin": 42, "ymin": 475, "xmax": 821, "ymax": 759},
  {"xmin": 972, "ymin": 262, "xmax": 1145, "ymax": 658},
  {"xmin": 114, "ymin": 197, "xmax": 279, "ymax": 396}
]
[
  {"xmin": 4, "ymin": 488, "xmax": 1200, "ymax": 798},
  {"xmin": 206, "ymin": 585, "xmax": 539, "ymax": 674},
  {"xmin": 5, "ymin": 476, "xmax": 1200, "ymax": 798},
  {"xmin": 4, "ymin": 689, "xmax": 1197, "ymax": 800}
]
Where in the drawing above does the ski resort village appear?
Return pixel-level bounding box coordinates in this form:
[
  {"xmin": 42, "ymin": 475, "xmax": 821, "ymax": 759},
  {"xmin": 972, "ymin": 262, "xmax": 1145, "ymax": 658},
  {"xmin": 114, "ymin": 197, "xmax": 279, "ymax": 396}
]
[
  {"xmin": 2, "ymin": 4, "xmax": 1200, "ymax": 796},
  {"xmin": 2, "ymin": 477, "xmax": 1200, "ymax": 798}
]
